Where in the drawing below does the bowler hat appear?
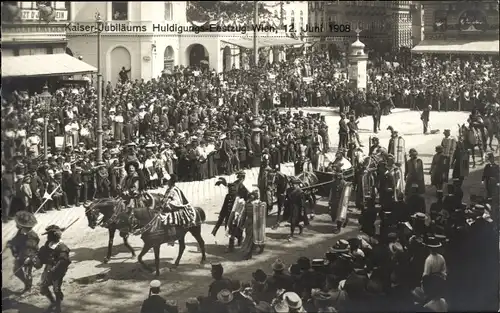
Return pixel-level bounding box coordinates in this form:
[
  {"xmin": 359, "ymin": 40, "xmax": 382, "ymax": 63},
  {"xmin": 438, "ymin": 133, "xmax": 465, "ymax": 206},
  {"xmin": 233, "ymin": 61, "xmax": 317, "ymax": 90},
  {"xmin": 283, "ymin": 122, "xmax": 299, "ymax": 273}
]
[
  {"xmin": 272, "ymin": 259, "xmax": 285, "ymax": 272},
  {"xmin": 211, "ymin": 262, "xmax": 223, "ymax": 272},
  {"xmin": 252, "ymin": 269, "xmax": 267, "ymax": 283},
  {"xmin": 14, "ymin": 211, "xmax": 38, "ymax": 228}
]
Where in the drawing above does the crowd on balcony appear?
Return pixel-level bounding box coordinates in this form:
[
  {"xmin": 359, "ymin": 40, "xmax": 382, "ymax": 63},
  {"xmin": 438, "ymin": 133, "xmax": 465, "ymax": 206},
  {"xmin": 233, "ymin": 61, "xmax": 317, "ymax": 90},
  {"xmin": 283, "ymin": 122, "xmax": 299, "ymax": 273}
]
[{"xmin": 1, "ymin": 48, "xmax": 498, "ymax": 222}]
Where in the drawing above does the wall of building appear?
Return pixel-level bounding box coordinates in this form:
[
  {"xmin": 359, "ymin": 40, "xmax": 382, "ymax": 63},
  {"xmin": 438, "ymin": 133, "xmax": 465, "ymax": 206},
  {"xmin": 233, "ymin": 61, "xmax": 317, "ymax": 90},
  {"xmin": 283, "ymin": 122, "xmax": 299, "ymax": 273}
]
[
  {"xmin": 422, "ymin": 1, "xmax": 499, "ymax": 40},
  {"xmin": 412, "ymin": 3, "xmax": 424, "ymax": 46}
]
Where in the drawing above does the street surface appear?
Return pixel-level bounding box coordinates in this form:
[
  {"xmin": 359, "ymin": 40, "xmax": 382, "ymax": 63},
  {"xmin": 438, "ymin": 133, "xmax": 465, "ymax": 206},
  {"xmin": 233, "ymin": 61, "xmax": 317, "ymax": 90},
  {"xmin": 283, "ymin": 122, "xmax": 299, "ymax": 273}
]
[{"xmin": 3, "ymin": 110, "xmax": 484, "ymax": 313}]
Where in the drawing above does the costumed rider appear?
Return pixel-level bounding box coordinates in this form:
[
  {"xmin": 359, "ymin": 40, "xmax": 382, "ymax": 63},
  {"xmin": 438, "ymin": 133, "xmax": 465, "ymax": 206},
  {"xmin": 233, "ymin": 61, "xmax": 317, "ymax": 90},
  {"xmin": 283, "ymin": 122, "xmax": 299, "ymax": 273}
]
[
  {"xmin": 37, "ymin": 225, "xmax": 71, "ymax": 313},
  {"xmin": 212, "ymin": 170, "xmax": 249, "ymax": 252},
  {"xmin": 7, "ymin": 211, "xmax": 40, "ymax": 293},
  {"xmin": 328, "ymin": 167, "xmax": 347, "ymax": 234},
  {"xmin": 468, "ymin": 108, "xmax": 487, "ymax": 150},
  {"xmin": 121, "ymin": 158, "xmax": 149, "ymax": 214}
]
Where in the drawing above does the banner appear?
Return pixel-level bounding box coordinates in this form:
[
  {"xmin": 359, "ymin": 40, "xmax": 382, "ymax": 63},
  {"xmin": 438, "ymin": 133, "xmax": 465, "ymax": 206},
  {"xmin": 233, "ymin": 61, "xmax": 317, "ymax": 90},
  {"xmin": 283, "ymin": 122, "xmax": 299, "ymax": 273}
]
[{"xmin": 55, "ymin": 136, "xmax": 64, "ymax": 149}]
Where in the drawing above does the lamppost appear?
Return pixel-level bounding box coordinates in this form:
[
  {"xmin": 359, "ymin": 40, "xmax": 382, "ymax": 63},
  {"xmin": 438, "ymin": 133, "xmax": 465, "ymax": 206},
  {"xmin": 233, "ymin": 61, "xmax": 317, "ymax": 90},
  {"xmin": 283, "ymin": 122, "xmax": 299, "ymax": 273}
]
[
  {"xmin": 39, "ymin": 84, "xmax": 52, "ymax": 160},
  {"xmin": 95, "ymin": 12, "xmax": 104, "ymax": 163},
  {"xmin": 253, "ymin": 0, "xmax": 259, "ymax": 115}
]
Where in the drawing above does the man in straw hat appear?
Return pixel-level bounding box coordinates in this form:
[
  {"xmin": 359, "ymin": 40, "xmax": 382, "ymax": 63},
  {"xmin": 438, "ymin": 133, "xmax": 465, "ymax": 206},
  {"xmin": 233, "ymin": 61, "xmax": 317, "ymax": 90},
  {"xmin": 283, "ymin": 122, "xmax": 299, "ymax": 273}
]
[
  {"xmin": 37, "ymin": 225, "xmax": 71, "ymax": 312},
  {"xmin": 140, "ymin": 280, "xmax": 170, "ymax": 313},
  {"xmin": 6, "ymin": 211, "xmax": 40, "ymax": 293}
]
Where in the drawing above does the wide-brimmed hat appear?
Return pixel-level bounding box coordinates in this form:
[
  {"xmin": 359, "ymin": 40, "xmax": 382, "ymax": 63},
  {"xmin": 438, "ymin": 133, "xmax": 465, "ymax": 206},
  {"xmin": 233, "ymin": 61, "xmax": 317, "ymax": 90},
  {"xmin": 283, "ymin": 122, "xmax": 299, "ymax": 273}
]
[
  {"xmin": 424, "ymin": 236, "xmax": 442, "ymax": 248},
  {"xmin": 330, "ymin": 239, "xmax": 349, "ymax": 253},
  {"xmin": 236, "ymin": 170, "xmax": 246, "ymax": 178},
  {"xmin": 272, "ymin": 259, "xmax": 285, "ymax": 272},
  {"xmin": 14, "ymin": 211, "xmax": 38, "ymax": 228},
  {"xmin": 252, "ymin": 269, "xmax": 267, "ymax": 283},
  {"xmin": 283, "ymin": 292, "xmax": 302, "ymax": 309},
  {"xmin": 217, "ymin": 289, "xmax": 233, "ymax": 304},
  {"xmin": 149, "ymin": 280, "xmax": 161, "ymax": 288},
  {"xmin": 125, "ymin": 159, "xmax": 140, "ymax": 171},
  {"xmin": 42, "ymin": 224, "xmax": 63, "ymax": 236}
]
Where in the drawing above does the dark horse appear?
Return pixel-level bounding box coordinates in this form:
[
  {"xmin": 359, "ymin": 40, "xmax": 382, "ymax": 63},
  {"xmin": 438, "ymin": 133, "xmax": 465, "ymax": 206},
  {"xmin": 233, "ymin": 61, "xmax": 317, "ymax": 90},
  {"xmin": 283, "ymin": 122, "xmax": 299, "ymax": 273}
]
[
  {"xmin": 270, "ymin": 170, "xmax": 291, "ymax": 229},
  {"xmin": 85, "ymin": 197, "xmax": 207, "ymax": 276}
]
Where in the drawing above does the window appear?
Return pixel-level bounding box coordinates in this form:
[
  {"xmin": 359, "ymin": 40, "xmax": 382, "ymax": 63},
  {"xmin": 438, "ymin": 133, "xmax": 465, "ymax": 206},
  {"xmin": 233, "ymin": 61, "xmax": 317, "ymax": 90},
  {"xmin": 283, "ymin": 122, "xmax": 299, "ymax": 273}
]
[
  {"xmin": 47, "ymin": 47, "xmax": 54, "ymax": 54},
  {"xmin": 112, "ymin": 2, "xmax": 128, "ymax": 21},
  {"xmin": 165, "ymin": 2, "xmax": 173, "ymax": 21},
  {"xmin": 300, "ymin": 16, "xmax": 303, "ymax": 29},
  {"xmin": 300, "ymin": 10, "xmax": 303, "ymax": 16},
  {"xmin": 13, "ymin": 48, "xmax": 20, "ymax": 56}
]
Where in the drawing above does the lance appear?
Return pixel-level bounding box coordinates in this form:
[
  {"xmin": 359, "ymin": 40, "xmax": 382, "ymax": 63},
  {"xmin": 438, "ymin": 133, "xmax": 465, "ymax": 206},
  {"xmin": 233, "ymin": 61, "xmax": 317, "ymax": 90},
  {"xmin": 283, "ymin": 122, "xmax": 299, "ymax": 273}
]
[
  {"xmin": 34, "ymin": 184, "xmax": 61, "ymax": 214},
  {"xmin": 2, "ymin": 217, "xmax": 80, "ymax": 280}
]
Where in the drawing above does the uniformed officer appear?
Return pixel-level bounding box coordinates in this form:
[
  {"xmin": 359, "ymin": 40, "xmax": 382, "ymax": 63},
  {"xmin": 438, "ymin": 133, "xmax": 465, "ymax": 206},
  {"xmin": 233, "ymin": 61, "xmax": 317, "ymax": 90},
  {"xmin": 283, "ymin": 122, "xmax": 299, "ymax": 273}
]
[
  {"xmin": 37, "ymin": 225, "xmax": 71, "ymax": 312},
  {"xmin": 140, "ymin": 280, "xmax": 170, "ymax": 313},
  {"xmin": 7, "ymin": 211, "xmax": 40, "ymax": 293}
]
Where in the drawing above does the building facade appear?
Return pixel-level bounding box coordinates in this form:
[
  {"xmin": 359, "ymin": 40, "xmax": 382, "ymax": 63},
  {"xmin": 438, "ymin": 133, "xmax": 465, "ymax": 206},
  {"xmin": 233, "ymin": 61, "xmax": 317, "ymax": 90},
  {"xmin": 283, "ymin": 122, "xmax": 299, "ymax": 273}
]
[
  {"xmin": 67, "ymin": 1, "xmax": 298, "ymax": 85},
  {"xmin": 2, "ymin": 1, "xmax": 69, "ymax": 57},
  {"xmin": 421, "ymin": 1, "xmax": 499, "ymax": 41},
  {"xmin": 309, "ymin": 1, "xmax": 413, "ymax": 53},
  {"xmin": 412, "ymin": 2, "xmax": 424, "ymax": 46}
]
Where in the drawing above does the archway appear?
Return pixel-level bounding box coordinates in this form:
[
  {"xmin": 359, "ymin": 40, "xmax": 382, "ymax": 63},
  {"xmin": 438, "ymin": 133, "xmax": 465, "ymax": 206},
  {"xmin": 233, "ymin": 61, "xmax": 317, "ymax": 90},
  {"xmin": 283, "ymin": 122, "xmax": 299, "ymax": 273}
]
[
  {"xmin": 164, "ymin": 46, "xmax": 174, "ymax": 71},
  {"xmin": 186, "ymin": 44, "xmax": 208, "ymax": 67},
  {"xmin": 65, "ymin": 47, "xmax": 74, "ymax": 56},
  {"xmin": 110, "ymin": 46, "xmax": 131, "ymax": 85},
  {"xmin": 222, "ymin": 46, "xmax": 232, "ymax": 72}
]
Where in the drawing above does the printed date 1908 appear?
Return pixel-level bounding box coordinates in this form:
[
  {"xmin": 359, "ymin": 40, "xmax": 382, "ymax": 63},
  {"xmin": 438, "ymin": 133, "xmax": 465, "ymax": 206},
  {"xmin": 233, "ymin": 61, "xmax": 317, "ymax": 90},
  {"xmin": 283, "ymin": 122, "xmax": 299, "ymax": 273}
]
[{"xmin": 284, "ymin": 23, "xmax": 351, "ymax": 33}]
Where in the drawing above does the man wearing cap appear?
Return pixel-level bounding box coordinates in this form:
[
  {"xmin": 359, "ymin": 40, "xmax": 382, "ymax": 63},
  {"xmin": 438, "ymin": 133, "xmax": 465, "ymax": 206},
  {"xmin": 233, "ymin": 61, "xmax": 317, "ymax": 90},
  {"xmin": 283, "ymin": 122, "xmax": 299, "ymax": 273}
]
[
  {"xmin": 420, "ymin": 105, "xmax": 431, "ymax": 134},
  {"xmin": 429, "ymin": 145, "xmax": 447, "ymax": 194},
  {"xmin": 482, "ymin": 152, "xmax": 499, "ymax": 200},
  {"xmin": 37, "ymin": 225, "xmax": 71, "ymax": 312},
  {"xmin": 140, "ymin": 280, "xmax": 170, "ymax": 313},
  {"xmin": 7, "ymin": 211, "xmax": 40, "ymax": 292}
]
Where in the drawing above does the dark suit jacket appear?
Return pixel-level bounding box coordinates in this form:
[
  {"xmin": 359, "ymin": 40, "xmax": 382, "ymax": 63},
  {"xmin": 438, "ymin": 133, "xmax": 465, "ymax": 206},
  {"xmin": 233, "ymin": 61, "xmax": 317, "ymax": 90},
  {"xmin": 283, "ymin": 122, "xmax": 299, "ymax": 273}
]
[{"xmin": 140, "ymin": 294, "xmax": 169, "ymax": 313}]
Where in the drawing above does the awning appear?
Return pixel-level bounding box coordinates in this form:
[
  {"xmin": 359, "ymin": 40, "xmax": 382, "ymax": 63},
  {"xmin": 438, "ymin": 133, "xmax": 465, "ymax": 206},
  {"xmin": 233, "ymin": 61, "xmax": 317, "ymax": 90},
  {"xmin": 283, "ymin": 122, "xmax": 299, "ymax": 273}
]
[
  {"xmin": 412, "ymin": 40, "xmax": 499, "ymax": 55},
  {"xmin": 221, "ymin": 38, "xmax": 254, "ymax": 50},
  {"xmin": 222, "ymin": 36, "xmax": 304, "ymax": 50},
  {"xmin": 2, "ymin": 54, "xmax": 97, "ymax": 78}
]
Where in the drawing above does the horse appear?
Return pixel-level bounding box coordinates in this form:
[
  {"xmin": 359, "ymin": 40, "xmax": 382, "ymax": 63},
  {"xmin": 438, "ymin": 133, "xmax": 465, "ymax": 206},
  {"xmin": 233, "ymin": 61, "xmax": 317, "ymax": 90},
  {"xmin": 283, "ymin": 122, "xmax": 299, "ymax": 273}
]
[
  {"xmin": 458, "ymin": 123, "xmax": 484, "ymax": 167},
  {"xmin": 483, "ymin": 115, "xmax": 500, "ymax": 151},
  {"xmin": 85, "ymin": 197, "xmax": 207, "ymax": 276}
]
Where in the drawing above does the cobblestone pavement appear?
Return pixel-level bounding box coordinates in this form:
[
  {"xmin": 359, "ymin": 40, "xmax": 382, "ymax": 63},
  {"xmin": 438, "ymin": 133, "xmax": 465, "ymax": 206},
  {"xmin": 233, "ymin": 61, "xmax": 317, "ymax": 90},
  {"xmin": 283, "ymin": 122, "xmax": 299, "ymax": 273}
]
[{"xmin": 2, "ymin": 111, "xmax": 475, "ymax": 313}]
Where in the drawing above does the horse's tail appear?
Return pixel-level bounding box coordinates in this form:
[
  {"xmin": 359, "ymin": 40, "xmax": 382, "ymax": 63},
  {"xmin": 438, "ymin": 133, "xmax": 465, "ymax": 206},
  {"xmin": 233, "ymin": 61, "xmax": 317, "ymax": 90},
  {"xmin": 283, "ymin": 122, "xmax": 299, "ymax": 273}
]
[{"xmin": 195, "ymin": 207, "xmax": 206, "ymax": 223}]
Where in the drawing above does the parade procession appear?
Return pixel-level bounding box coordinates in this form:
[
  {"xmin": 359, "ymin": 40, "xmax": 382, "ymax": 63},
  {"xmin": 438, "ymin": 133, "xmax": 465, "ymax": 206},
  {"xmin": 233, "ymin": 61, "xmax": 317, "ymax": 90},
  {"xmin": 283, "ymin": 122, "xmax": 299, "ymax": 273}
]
[{"xmin": 2, "ymin": 1, "xmax": 500, "ymax": 312}]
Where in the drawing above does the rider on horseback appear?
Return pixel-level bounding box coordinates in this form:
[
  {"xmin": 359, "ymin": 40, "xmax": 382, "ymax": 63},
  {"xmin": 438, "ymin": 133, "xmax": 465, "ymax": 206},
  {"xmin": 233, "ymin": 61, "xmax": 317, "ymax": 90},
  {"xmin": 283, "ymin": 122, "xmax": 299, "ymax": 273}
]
[
  {"xmin": 122, "ymin": 159, "xmax": 148, "ymax": 214},
  {"xmin": 468, "ymin": 109, "xmax": 487, "ymax": 148}
]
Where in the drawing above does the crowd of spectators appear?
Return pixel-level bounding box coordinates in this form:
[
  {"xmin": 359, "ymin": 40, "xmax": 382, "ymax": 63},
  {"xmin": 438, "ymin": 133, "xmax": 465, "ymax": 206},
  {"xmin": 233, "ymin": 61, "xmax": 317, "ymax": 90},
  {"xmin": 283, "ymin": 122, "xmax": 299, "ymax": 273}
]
[
  {"xmin": 1, "ymin": 49, "xmax": 498, "ymax": 221},
  {"xmin": 142, "ymin": 194, "xmax": 496, "ymax": 313}
]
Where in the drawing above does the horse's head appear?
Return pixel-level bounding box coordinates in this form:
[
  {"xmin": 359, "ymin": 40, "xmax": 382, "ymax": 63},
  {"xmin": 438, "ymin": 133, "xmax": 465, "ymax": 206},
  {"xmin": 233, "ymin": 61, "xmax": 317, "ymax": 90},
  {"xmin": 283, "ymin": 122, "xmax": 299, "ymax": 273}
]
[{"xmin": 84, "ymin": 199, "xmax": 115, "ymax": 229}]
